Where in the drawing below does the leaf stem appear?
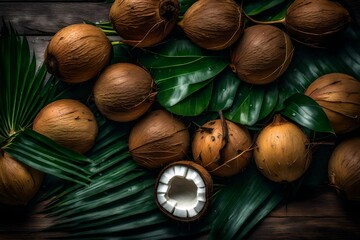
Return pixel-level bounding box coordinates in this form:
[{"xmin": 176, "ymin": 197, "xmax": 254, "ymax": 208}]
[
  {"xmin": 244, "ymin": 12, "xmax": 286, "ymax": 25},
  {"xmin": 111, "ymin": 41, "xmax": 124, "ymax": 46}
]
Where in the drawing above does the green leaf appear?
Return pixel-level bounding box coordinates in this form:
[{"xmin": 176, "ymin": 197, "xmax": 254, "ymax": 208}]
[
  {"xmin": 277, "ymin": 26, "xmax": 360, "ymax": 111},
  {"xmin": 39, "ymin": 113, "xmax": 209, "ymax": 239},
  {"xmin": 136, "ymin": 38, "xmax": 229, "ymax": 115},
  {"xmin": 179, "ymin": 0, "xmax": 196, "ymax": 14},
  {"xmin": 258, "ymin": 83, "xmax": 279, "ymax": 121},
  {"xmin": 242, "ymin": 0, "xmax": 287, "ymax": 16},
  {"xmin": 0, "ymin": 22, "xmax": 60, "ymax": 140},
  {"xmin": 224, "ymin": 83, "xmax": 263, "ymax": 126},
  {"xmin": 166, "ymin": 81, "xmax": 214, "ymax": 116},
  {"xmin": 281, "ymin": 93, "xmax": 334, "ymax": 133},
  {"xmin": 209, "ymin": 165, "xmax": 284, "ymax": 240},
  {"xmin": 208, "ymin": 69, "xmax": 241, "ymax": 111},
  {"xmin": 3, "ymin": 129, "xmax": 92, "ymax": 185}
]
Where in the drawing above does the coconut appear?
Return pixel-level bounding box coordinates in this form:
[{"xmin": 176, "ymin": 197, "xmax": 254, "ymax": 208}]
[
  {"xmin": 179, "ymin": 0, "xmax": 244, "ymax": 50},
  {"xmin": 192, "ymin": 119, "xmax": 253, "ymax": 177},
  {"xmin": 304, "ymin": 73, "xmax": 360, "ymax": 134},
  {"xmin": 230, "ymin": 24, "xmax": 294, "ymax": 85},
  {"xmin": 0, "ymin": 152, "xmax": 44, "ymax": 205},
  {"xmin": 155, "ymin": 160, "xmax": 213, "ymax": 222},
  {"xmin": 93, "ymin": 63, "xmax": 156, "ymax": 122},
  {"xmin": 284, "ymin": 0, "xmax": 351, "ymax": 47},
  {"xmin": 128, "ymin": 110, "xmax": 190, "ymax": 169},
  {"xmin": 254, "ymin": 114, "xmax": 311, "ymax": 182},
  {"xmin": 44, "ymin": 23, "xmax": 112, "ymax": 83},
  {"xmin": 328, "ymin": 137, "xmax": 360, "ymax": 201},
  {"xmin": 32, "ymin": 99, "xmax": 98, "ymax": 154},
  {"xmin": 109, "ymin": 0, "xmax": 180, "ymax": 48}
]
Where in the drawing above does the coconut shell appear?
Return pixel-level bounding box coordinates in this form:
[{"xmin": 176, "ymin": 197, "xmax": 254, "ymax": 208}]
[
  {"xmin": 154, "ymin": 160, "xmax": 213, "ymax": 222},
  {"xmin": 179, "ymin": 0, "xmax": 244, "ymax": 50},
  {"xmin": 33, "ymin": 99, "xmax": 98, "ymax": 154},
  {"xmin": 93, "ymin": 63, "xmax": 156, "ymax": 122},
  {"xmin": 285, "ymin": 0, "xmax": 351, "ymax": 47},
  {"xmin": 230, "ymin": 24, "xmax": 294, "ymax": 85},
  {"xmin": 304, "ymin": 73, "xmax": 360, "ymax": 134},
  {"xmin": 44, "ymin": 23, "xmax": 112, "ymax": 83},
  {"xmin": 109, "ymin": 0, "xmax": 180, "ymax": 47},
  {"xmin": 254, "ymin": 115, "xmax": 311, "ymax": 182},
  {"xmin": 328, "ymin": 137, "xmax": 360, "ymax": 201},
  {"xmin": 0, "ymin": 152, "xmax": 44, "ymax": 205},
  {"xmin": 128, "ymin": 110, "xmax": 190, "ymax": 169},
  {"xmin": 192, "ymin": 119, "xmax": 253, "ymax": 177}
]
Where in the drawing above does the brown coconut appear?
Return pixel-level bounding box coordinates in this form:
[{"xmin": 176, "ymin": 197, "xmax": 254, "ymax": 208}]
[
  {"xmin": 254, "ymin": 114, "xmax": 311, "ymax": 182},
  {"xmin": 179, "ymin": 0, "xmax": 244, "ymax": 50},
  {"xmin": 45, "ymin": 23, "xmax": 112, "ymax": 83},
  {"xmin": 230, "ymin": 24, "xmax": 294, "ymax": 85},
  {"xmin": 285, "ymin": 0, "xmax": 351, "ymax": 47},
  {"xmin": 154, "ymin": 160, "xmax": 213, "ymax": 222},
  {"xmin": 93, "ymin": 63, "xmax": 156, "ymax": 122},
  {"xmin": 109, "ymin": 0, "xmax": 180, "ymax": 48},
  {"xmin": 128, "ymin": 110, "xmax": 190, "ymax": 169},
  {"xmin": 304, "ymin": 73, "xmax": 360, "ymax": 134},
  {"xmin": 33, "ymin": 99, "xmax": 98, "ymax": 154},
  {"xmin": 192, "ymin": 119, "xmax": 253, "ymax": 177},
  {"xmin": 328, "ymin": 137, "xmax": 360, "ymax": 201},
  {"xmin": 0, "ymin": 152, "xmax": 44, "ymax": 205}
]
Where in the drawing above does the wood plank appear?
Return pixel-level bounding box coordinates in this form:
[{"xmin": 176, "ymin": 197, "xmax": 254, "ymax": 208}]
[
  {"xmin": 269, "ymin": 187, "xmax": 358, "ymax": 217},
  {"xmin": 247, "ymin": 217, "xmax": 360, "ymax": 240},
  {"xmin": 0, "ymin": 2, "xmax": 111, "ymax": 35}
]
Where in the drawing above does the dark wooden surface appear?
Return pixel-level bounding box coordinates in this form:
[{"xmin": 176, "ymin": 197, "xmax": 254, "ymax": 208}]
[{"xmin": 1, "ymin": 1, "xmax": 360, "ymax": 239}]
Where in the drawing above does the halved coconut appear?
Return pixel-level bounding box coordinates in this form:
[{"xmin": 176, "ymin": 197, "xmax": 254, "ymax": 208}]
[{"xmin": 155, "ymin": 160, "xmax": 213, "ymax": 222}]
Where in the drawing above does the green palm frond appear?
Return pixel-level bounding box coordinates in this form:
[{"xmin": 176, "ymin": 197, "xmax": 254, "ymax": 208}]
[
  {"xmin": 0, "ymin": 22, "xmax": 92, "ymax": 185},
  {"xmin": 37, "ymin": 113, "xmax": 210, "ymax": 239}
]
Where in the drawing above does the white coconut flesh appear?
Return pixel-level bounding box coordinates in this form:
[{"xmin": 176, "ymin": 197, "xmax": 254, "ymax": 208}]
[{"xmin": 156, "ymin": 165, "xmax": 207, "ymax": 219}]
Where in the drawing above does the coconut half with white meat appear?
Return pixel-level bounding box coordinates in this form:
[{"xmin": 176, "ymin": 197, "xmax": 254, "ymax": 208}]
[{"xmin": 155, "ymin": 160, "xmax": 213, "ymax": 222}]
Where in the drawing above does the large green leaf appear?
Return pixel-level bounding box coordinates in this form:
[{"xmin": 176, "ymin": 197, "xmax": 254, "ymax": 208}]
[
  {"xmin": 39, "ymin": 113, "xmax": 210, "ymax": 239},
  {"xmin": 0, "ymin": 22, "xmax": 59, "ymax": 142},
  {"xmin": 209, "ymin": 165, "xmax": 284, "ymax": 240},
  {"xmin": 166, "ymin": 80, "xmax": 214, "ymax": 116},
  {"xmin": 281, "ymin": 93, "xmax": 334, "ymax": 133},
  {"xmin": 224, "ymin": 82, "xmax": 278, "ymax": 126},
  {"xmin": 0, "ymin": 22, "xmax": 94, "ymax": 185},
  {"xmin": 3, "ymin": 130, "xmax": 92, "ymax": 185},
  {"xmin": 208, "ymin": 69, "xmax": 241, "ymax": 112},
  {"xmin": 136, "ymin": 38, "xmax": 229, "ymax": 115},
  {"xmin": 277, "ymin": 26, "xmax": 360, "ymax": 110}
]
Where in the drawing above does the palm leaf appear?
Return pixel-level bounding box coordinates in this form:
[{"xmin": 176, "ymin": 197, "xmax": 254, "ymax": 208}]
[
  {"xmin": 37, "ymin": 112, "xmax": 210, "ymax": 239},
  {"xmin": 0, "ymin": 22, "xmax": 92, "ymax": 185},
  {"xmin": 209, "ymin": 165, "xmax": 285, "ymax": 240}
]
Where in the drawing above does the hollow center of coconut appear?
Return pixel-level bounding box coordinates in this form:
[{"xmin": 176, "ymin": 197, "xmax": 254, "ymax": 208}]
[{"xmin": 156, "ymin": 165, "xmax": 206, "ymax": 219}]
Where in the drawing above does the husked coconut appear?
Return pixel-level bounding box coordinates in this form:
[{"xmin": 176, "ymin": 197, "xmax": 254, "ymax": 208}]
[
  {"xmin": 179, "ymin": 0, "xmax": 244, "ymax": 50},
  {"xmin": 33, "ymin": 99, "xmax": 98, "ymax": 154},
  {"xmin": 128, "ymin": 110, "xmax": 190, "ymax": 169},
  {"xmin": 44, "ymin": 23, "xmax": 112, "ymax": 83},
  {"xmin": 93, "ymin": 63, "xmax": 156, "ymax": 122},
  {"xmin": 254, "ymin": 114, "xmax": 311, "ymax": 182},
  {"xmin": 230, "ymin": 24, "xmax": 294, "ymax": 85},
  {"xmin": 328, "ymin": 137, "xmax": 360, "ymax": 201},
  {"xmin": 192, "ymin": 119, "xmax": 253, "ymax": 177},
  {"xmin": 109, "ymin": 0, "xmax": 180, "ymax": 47},
  {"xmin": 285, "ymin": 0, "xmax": 351, "ymax": 47},
  {"xmin": 305, "ymin": 73, "xmax": 360, "ymax": 134},
  {"xmin": 0, "ymin": 152, "xmax": 43, "ymax": 205}
]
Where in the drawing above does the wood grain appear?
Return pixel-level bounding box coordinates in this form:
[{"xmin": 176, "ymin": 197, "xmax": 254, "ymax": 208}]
[
  {"xmin": 248, "ymin": 217, "xmax": 360, "ymax": 240},
  {"xmin": 0, "ymin": 2, "xmax": 111, "ymax": 35}
]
